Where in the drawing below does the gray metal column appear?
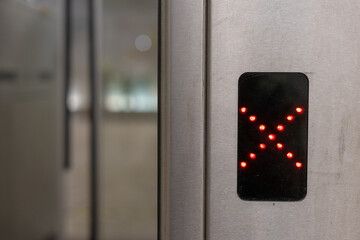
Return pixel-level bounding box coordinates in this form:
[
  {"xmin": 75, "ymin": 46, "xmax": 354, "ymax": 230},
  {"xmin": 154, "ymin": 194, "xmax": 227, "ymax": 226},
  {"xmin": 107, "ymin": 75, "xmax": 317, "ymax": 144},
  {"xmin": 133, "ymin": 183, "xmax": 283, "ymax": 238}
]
[{"xmin": 160, "ymin": 0, "xmax": 206, "ymax": 239}]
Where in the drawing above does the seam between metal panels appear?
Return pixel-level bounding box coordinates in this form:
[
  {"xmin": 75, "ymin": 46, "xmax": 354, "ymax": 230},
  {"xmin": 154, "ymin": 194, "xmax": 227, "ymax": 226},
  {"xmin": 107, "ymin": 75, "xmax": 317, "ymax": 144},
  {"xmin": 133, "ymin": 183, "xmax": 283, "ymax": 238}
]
[
  {"xmin": 204, "ymin": 0, "xmax": 210, "ymax": 239},
  {"xmin": 157, "ymin": 0, "xmax": 161, "ymax": 238},
  {"xmin": 203, "ymin": 0, "xmax": 208, "ymax": 239},
  {"xmin": 159, "ymin": 0, "xmax": 170, "ymax": 239}
]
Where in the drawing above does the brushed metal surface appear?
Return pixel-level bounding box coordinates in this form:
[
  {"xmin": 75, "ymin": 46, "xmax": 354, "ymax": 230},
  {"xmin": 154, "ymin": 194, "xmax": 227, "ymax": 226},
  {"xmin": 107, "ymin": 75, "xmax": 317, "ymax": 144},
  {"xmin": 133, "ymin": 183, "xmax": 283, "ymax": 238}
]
[
  {"xmin": 160, "ymin": 0, "xmax": 206, "ymax": 239},
  {"xmin": 207, "ymin": 0, "xmax": 360, "ymax": 239}
]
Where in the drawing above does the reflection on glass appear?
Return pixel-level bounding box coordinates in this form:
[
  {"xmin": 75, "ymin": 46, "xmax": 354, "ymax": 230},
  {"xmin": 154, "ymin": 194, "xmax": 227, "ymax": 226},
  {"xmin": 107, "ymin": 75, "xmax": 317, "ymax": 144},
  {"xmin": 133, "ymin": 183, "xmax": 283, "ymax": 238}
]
[
  {"xmin": 0, "ymin": 0, "xmax": 62, "ymax": 239},
  {"xmin": 100, "ymin": 0, "xmax": 157, "ymax": 239},
  {"xmin": 103, "ymin": 67, "xmax": 157, "ymax": 113}
]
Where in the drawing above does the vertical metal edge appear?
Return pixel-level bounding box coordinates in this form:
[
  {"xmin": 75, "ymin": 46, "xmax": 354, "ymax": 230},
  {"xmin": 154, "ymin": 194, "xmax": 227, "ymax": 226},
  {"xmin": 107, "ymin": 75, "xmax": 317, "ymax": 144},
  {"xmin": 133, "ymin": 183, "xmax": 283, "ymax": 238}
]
[
  {"xmin": 159, "ymin": 0, "xmax": 169, "ymax": 238},
  {"xmin": 63, "ymin": 0, "xmax": 72, "ymax": 170},
  {"xmin": 88, "ymin": 0, "xmax": 101, "ymax": 239},
  {"xmin": 203, "ymin": 0, "xmax": 209, "ymax": 239},
  {"xmin": 58, "ymin": 0, "xmax": 67, "ymax": 238},
  {"xmin": 157, "ymin": 0, "xmax": 163, "ymax": 239},
  {"xmin": 160, "ymin": 0, "xmax": 206, "ymax": 239}
]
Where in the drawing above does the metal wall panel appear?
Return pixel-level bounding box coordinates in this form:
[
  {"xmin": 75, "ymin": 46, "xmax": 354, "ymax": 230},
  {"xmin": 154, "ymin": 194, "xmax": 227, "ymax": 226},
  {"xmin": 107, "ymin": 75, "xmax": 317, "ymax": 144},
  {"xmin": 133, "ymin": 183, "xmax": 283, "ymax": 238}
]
[
  {"xmin": 160, "ymin": 0, "xmax": 206, "ymax": 239},
  {"xmin": 207, "ymin": 0, "xmax": 360, "ymax": 239}
]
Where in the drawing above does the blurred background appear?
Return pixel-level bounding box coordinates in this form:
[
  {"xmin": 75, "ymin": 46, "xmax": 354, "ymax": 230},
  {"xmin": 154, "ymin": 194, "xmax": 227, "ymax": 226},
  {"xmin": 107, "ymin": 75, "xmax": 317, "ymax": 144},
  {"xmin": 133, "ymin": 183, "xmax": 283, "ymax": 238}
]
[{"xmin": 0, "ymin": 0, "xmax": 158, "ymax": 239}]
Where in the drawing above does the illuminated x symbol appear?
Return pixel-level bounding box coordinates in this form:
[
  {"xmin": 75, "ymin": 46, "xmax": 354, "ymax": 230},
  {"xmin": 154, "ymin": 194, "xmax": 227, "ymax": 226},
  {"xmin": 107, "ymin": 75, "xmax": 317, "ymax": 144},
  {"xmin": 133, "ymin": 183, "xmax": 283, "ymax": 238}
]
[{"xmin": 239, "ymin": 107, "xmax": 304, "ymax": 169}]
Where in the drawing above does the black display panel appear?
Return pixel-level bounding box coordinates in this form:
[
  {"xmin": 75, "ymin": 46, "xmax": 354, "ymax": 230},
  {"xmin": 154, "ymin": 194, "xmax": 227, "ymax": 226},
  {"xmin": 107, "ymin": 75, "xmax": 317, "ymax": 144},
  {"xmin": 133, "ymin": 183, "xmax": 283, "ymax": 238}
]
[{"xmin": 237, "ymin": 73, "xmax": 309, "ymax": 201}]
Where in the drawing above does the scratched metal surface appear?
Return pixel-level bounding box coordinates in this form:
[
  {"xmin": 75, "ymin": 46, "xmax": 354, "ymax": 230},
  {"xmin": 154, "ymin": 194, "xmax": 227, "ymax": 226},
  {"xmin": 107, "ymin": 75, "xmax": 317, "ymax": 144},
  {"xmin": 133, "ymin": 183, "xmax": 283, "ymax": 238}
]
[{"xmin": 207, "ymin": 0, "xmax": 360, "ymax": 239}]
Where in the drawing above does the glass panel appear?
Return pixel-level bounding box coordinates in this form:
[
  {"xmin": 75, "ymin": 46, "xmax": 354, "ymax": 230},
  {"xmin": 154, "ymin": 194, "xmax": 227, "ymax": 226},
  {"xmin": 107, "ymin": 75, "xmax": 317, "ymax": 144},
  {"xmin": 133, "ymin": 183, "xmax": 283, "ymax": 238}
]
[
  {"xmin": 64, "ymin": 0, "xmax": 91, "ymax": 239},
  {"xmin": 0, "ymin": 0, "xmax": 62, "ymax": 239},
  {"xmin": 100, "ymin": 0, "xmax": 158, "ymax": 239}
]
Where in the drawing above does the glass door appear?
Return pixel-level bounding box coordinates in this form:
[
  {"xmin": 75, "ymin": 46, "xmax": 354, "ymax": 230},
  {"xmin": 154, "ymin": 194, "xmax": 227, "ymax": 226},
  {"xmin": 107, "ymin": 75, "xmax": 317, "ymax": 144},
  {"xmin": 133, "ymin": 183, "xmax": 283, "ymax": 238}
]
[
  {"xmin": 0, "ymin": 0, "xmax": 64, "ymax": 239},
  {"xmin": 98, "ymin": 0, "xmax": 158, "ymax": 239}
]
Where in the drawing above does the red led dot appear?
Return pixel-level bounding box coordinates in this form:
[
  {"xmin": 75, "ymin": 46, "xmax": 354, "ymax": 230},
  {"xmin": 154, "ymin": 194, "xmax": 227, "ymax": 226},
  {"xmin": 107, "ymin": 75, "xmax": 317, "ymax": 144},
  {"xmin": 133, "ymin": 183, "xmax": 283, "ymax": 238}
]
[
  {"xmin": 295, "ymin": 162, "xmax": 302, "ymax": 168},
  {"xmin": 259, "ymin": 125, "xmax": 266, "ymax": 131},
  {"xmin": 287, "ymin": 115, "xmax": 295, "ymax": 121},
  {"xmin": 249, "ymin": 153, "xmax": 256, "ymax": 159},
  {"xmin": 277, "ymin": 125, "xmax": 285, "ymax": 131},
  {"xmin": 268, "ymin": 134, "xmax": 276, "ymax": 141},
  {"xmin": 240, "ymin": 107, "xmax": 247, "ymax": 113},
  {"xmin": 276, "ymin": 143, "xmax": 284, "ymax": 150},
  {"xmin": 249, "ymin": 116, "xmax": 256, "ymax": 122},
  {"xmin": 296, "ymin": 107, "xmax": 304, "ymax": 113},
  {"xmin": 287, "ymin": 152, "xmax": 294, "ymax": 159},
  {"xmin": 240, "ymin": 162, "xmax": 247, "ymax": 168},
  {"xmin": 259, "ymin": 143, "xmax": 266, "ymax": 150}
]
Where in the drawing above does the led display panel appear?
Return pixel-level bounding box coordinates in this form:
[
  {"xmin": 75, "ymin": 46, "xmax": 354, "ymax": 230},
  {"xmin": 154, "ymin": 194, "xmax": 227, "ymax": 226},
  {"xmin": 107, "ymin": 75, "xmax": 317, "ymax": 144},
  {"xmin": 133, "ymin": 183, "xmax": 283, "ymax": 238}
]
[{"xmin": 238, "ymin": 73, "xmax": 309, "ymax": 201}]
